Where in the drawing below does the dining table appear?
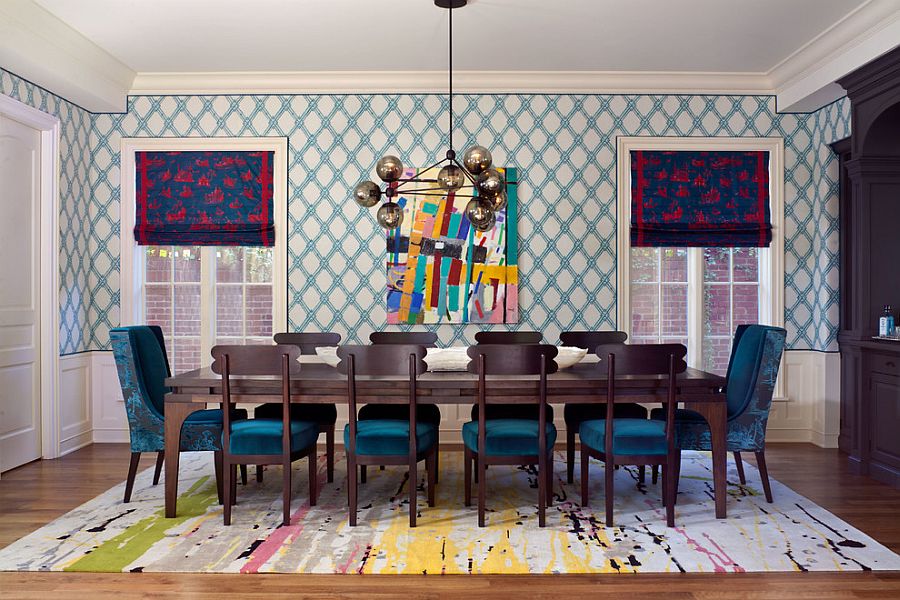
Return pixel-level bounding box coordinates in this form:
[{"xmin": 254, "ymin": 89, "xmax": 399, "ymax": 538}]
[{"xmin": 163, "ymin": 354, "xmax": 728, "ymax": 519}]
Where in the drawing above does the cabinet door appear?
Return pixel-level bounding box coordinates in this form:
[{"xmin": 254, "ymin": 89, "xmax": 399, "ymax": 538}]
[{"xmin": 870, "ymin": 372, "xmax": 900, "ymax": 470}]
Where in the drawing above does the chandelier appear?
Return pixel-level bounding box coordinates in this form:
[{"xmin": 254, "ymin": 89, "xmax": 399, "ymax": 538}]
[{"xmin": 352, "ymin": 0, "xmax": 503, "ymax": 232}]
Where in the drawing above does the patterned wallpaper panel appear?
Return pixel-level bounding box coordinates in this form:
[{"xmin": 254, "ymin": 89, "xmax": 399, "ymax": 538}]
[
  {"xmin": 0, "ymin": 63, "xmax": 850, "ymax": 354},
  {"xmin": 88, "ymin": 93, "xmax": 849, "ymax": 351},
  {"xmin": 0, "ymin": 69, "xmax": 92, "ymax": 354}
]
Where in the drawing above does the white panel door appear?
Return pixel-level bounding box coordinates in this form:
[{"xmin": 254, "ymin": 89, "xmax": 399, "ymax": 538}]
[{"xmin": 0, "ymin": 114, "xmax": 42, "ymax": 472}]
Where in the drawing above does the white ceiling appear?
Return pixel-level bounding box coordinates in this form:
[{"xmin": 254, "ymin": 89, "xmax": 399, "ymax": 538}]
[{"xmin": 34, "ymin": 0, "xmax": 866, "ymax": 74}]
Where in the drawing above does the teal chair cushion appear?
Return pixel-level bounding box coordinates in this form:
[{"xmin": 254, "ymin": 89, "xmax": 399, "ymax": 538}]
[
  {"xmin": 254, "ymin": 402, "xmax": 338, "ymax": 424},
  {"xmin": 226, "ymin": 419, "xmax": 319, "ymax": 455},
  {"xmin": 187, "ymin": 408, "xmax": 248, "ymax": 424},
  {"xmin": 724, "ymin": 325, "xmax": 766, "ymax": 418},
  {"xmin": 358, "ymin": 403, "xmax": 442, "ymax": 425},
  {"xmin": 462, "ymin": 419, "xmax": 557, "ymax": 456},
  {"xmin": 579, "ymin": 418, "xmax": 668, "ymax": 456},
  {"xmin": 343, "ymin": 420, "xmax": 438, "ymax": 456},
  {"xmin": 565, "ymin": 402, "xmax": 648, "ymax": 427},
  {"xmin": 648, "ymin": 407, "xmax": 708, "ymax": 424}
]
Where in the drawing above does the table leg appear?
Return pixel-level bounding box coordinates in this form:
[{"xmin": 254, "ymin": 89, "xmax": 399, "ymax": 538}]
[
  {"xmin": 686, "ymin": 401, "xmax": 728, "ymax": 519},
  {"xmin": 164, "ymin": 401, "xmax": 202, "ymax": 518}
]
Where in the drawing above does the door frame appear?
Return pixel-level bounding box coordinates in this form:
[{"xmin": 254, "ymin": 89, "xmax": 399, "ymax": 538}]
[{"xmin": 0, "ymin": 94, "xmax": 61, "ymax": 460}]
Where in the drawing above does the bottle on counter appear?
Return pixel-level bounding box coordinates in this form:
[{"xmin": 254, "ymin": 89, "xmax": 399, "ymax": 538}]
[{"xmin": 879, "ymin": 305, "xmax": 895, "ymax": 337}]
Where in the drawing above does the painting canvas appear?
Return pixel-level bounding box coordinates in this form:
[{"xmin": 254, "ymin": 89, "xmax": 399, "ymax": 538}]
[{"xmin": 386, "ymin": 167, "xmax": 518, "ymax": 324}]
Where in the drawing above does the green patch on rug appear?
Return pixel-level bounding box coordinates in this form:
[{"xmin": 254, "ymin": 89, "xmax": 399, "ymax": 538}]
[{"xmin": 64, "ymin": 476, "xmax": 217, "ymax": 572}]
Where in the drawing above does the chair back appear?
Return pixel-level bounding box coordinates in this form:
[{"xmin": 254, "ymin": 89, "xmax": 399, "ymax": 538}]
[
  {"xmin": 110, "ymin": 326, "xmax": 172, "ymax": 452},
  {"xmin": 212, "ymin": 344, "xmax": 301, "ymax": 458},
  {"xmin": 337, "ymin": 344, "xmax": 428, "ymax": 459},
  {"xmin": 720, "ymin": 325, "xmax": 786, "ymax": 448},
  {"xmin": 596, "ymin": 343, "xmax": 686, "ymax": 459},
  {"xmin": 560, "ymin": 330, "xmax": 627, "ymax": 349},
  {"xmin": 466, "ymin": 344, "xmax": 558, "ymax": 459},
  {"xmin": 274, "ymin": 331, "xmax": 341, "ymax": 355},
  {"xmin": 474, "ymin": 331, "xmax": 542, "ymax": 345},
  {"xmin": 369, "ymin": 331, "xmax": 438, "ymax": 347}
]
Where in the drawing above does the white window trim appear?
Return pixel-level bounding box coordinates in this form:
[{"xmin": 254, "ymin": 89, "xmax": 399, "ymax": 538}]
[
  {"xmin": 119, "ymin": 137, "xmax": 288, "ymax": 339},
  {"xmin": 615, "ymin": 136, "xmax": 785, "ymax": 398}
]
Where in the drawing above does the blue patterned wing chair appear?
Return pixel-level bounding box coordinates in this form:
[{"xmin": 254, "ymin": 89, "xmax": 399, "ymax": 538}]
[
  {"xmin": 110, "ymin": 326, "xmax": 246, "ymax": 503},
  {"xmin": 662, "ymin": 324, "xmax": 786, "ymax": 503}
]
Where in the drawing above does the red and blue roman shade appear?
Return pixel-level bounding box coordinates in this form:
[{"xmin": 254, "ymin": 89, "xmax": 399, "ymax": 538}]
[
  {"xmin": 134, "ymin": 150, "xmax": 274, "ymax": 246},
  {"xmin": 630, "ymin": 150, "xmax": 771, "ymax": 247}
]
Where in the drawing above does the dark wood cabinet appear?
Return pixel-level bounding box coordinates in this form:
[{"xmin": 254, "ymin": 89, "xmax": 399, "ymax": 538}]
[{"xmin": 835, "ymin": 47, "xmax": 900, "ymax": 488}]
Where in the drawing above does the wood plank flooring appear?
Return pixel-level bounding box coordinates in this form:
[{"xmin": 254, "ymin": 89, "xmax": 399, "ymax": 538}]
[{"xmin": 0, "ymin": 443, "xmax": 898, "ymax": 599}]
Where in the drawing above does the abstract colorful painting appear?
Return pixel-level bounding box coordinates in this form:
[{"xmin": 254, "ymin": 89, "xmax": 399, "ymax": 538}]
[{"xmin": 386, "ymin": 167, "xmax": 518, "ymax": 324}]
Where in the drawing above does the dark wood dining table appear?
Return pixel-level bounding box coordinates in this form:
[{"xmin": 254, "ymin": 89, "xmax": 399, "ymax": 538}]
[{"xmin": 163, "ymin": 357, "xmax": 728, "ymax": 519}]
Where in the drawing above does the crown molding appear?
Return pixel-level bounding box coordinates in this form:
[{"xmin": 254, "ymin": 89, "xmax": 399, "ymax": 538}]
[
  {"xmin": 771, "ymin": 0, "xmax": 900, "ymax": 112},
  {"xmin": 0, "ymin": 0, "xmax": 134, "ymax": 112},
  {"xmin": 129, "ymin": 70, "xmax": 772, "ymax": 97}
]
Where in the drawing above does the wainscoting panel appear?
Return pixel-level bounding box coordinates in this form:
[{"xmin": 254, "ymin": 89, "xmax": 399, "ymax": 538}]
[
  {"xmin": 58, "ymin": 353, "xmax": 92, "ymax": 455},
  {"xmin": 90, "ymin": 351, "xmax": 127, "ymax": 444}
]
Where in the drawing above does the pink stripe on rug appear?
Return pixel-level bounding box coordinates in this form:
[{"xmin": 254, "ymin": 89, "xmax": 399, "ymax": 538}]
[{"xmin": 239, "ymin": 459, "xmax": 325, "ymax": 573}]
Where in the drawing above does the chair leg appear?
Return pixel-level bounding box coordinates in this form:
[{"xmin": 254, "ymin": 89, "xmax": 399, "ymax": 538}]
[
  {"xmin": 426, "ymin": 450, "xmax": 436, "ymax": 508},
  {"xmin": 604, "ymin": 459, "xmax": 614, "ymax": 527},
  {"xmin": 538, "ymin": 454, "xmax": 547, "ymax": 528},
  {"xmin": 638, "ymin": 465, "xmax": 646, "ymax": 484},
  {"xmin": 433, "ymin": 431, "xmax": 440, "ymax": 484},
  {"xmin": 546, "ymin": 454, "xmax": 554, "ymax": 508},
  {"xmin": 256, "ymin": 465, "xmax": 264, "ymax": 483},
  {"xmin": 348, "ymin": 455, "xmax": 358, "ymax": 527},
  {"xmin": 580, "ymin": 449, "xmax": 589, "ymax": 507},
  {"xmin": 282, "ymin": 459, "xmax": 292, "ymax": 526},
  {"xmin": 231, "ymin": 465, "xmax": 238, "ymax": 504},
  {"xmin": 652, "ymin": 465, "xmax": 659, "ymax": 485},
  {"xmin": 473, "ymin": 454, "xmax": 479, "ymax": 484},
  {"xmin": 223, "ymin": 459, "xmax": 233, "ymax": 526},
  {"xmin": 566, "ymin": 428, "xmax": 576, "ymax": 484},
  {"xmin": 665, "ymin": 463, "xmax": 675, "ymax": 527},
  {"xmin": 326, "ymin": 426, "xmax": 335, "ymax": 483},
  {"xmin": 214, "ymin": 451, "xmax": 224, "ymax": 505},
  {"xmin": 463, "ymin": 447, "xmax": 472, "ymax": 507},
  {"xmin": 673, "ymin": 449, "xmax": 682, "ymax": 501},
  {"xmin": 409, "ymin": 460, "xmax": 417, "ymax": 528},
  {"xmin": 152, "ymin": 451, "xmax": 164, "ymax": 486},
  {"xmin": 240, "ymin": 465, "xmax": 248, "ymax": 486},
  {"xmin": 360, "ymin": 465, "xmax": 367, "ymax": 484},
  {"xmin": 124, "ymin": 452, "xmax": 141, "ymax": 503},
  {"xmin": 755, "ymin": 450, "xmax": 774, "ymax": 503},
  {"xmin": 734, "ymin": 451, "xmax": 747, "ymax": 485},
  {"xmin": 308, "ymin": 453, "xmax": 318, "ymax": 507},
  {"xmin": 477, "ymin": 454, "xmax": 486, "ymax": 527}
]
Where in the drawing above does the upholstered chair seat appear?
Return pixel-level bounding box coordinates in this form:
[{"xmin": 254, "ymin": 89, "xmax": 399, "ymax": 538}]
[
  {"xmin": 345, "ymin": 420, "xmax": 438, "ymax": 457},
  {"xmin": 227, "ymin": 419, "xmax": 320, "ymax": 456},
  {"xmin": 579, "ymin": 419, "xmax": 667, "ymax": 456},
  {"xmin": 462, "ymin": 419, "xmax": 557, "ymax": 456}
]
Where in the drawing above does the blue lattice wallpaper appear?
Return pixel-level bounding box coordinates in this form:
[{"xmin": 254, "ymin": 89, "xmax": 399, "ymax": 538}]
[
  {"xmin": 0, "ymin": 69, "xmax": 92, "ymax": 354},
  {"xmin": 0, "ymin": 65, "xmax": 850, "ymax": 353}
]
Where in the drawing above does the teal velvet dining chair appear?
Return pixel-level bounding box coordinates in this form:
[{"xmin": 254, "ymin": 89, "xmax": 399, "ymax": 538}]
[
  {"xmin": 360, "ymin": 331, "xmax": 442, "ymax": 483},
  {"xmin": 254, "ymin": 331, "xmax": 341, "ymax": 483},
  {"xmin": 213, "ymin": 344, "xmax": 320, "ymax": 526},
  {"xmin": 580, "ymin": 344, "xmax": 686, "ymax": 527},
  {"xmin": 110, "ymin": 326, "xmax": 247, "ymax": 503},
  {"xmin": 463, "ymin": 344, "xmax": 558, "ymax": 528},
  {"xmin": 338, "ymin": 344, "xmax": 437, "ymax": 527},
  {"xmin": 651, "ymin": 324, "xmax": 787, "ymax": 503}
]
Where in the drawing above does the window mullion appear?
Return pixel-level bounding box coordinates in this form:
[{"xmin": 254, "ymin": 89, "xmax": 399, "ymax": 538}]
[
  {"xmin": 687, "ymin": 248, "xmax": 703, "ymax": 369},
  {"xmin": 200, "ymin": 247, "xmax": 216, "ymax": 358}
]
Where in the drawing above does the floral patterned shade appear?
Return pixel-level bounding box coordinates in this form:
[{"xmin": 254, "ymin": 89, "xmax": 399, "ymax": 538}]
[
  {"xmin": 135, "ymin": 150, "xmax": 274, "ymax": 246},
  {"xmin": 631, "ymin": 150, "xmax": 771, "ymax": 248}
]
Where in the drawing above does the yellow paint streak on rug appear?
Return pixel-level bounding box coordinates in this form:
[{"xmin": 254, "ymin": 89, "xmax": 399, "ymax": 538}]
[
  {"xmin": 473, "ymin": 529, "xmax": 530, "ymax": 574},
  {"xmin": 63, "ymin": 476, "xmax": 217, "ymax": 572}
]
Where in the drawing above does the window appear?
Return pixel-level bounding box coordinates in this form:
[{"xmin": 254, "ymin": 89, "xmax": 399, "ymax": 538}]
[
  {"xmin": 143, "ymin": 247, "xmax": 274, "ymax": 372},
  {"xmin": 630, "ymin": 247, "xmax": 760, "ymax": 375},
  {"xmin": 617, "ymin": 137, "xmax": 784, "ymax": 379},
  {"xmin": 120, "ymin": 138, "xmax": 287, "ymax": 371}
]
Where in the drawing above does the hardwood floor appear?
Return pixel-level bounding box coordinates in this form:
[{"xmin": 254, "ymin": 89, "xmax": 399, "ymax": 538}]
[{"xmin": 0, "ymin": 443, "xmax": 898, "ymax": 599}]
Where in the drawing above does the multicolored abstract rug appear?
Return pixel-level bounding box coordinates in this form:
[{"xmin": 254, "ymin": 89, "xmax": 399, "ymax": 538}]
[{"xmin": 1, "ymin": 451, "xmax": 897, "ymax": 574}]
